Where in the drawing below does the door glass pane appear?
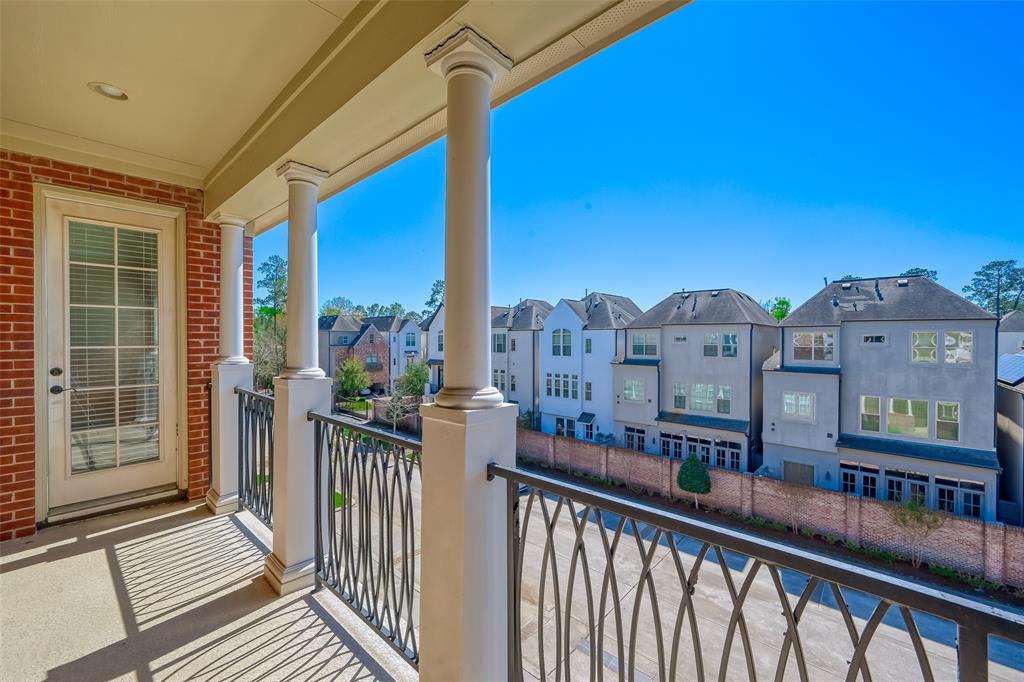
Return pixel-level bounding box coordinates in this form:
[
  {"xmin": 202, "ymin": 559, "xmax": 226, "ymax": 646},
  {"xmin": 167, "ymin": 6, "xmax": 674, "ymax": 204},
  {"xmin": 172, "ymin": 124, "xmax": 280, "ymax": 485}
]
[
  {"xmin": 71, "ymin": 429, "xmax": 117, "ymax": 472},
  {"xmin": 66, "ymin": 222, "xmax": 161, "ymax": 473},
  {"xmin": 70, "ymin": 307, "xmax": 115, "ymax": 346},
  {"xmin": 69, "ymin": 222, "xmax": 114, "ymax": 265},
  {"xmin": 69, "ymin": 264, "xmax": 115, "ymax": 305}
]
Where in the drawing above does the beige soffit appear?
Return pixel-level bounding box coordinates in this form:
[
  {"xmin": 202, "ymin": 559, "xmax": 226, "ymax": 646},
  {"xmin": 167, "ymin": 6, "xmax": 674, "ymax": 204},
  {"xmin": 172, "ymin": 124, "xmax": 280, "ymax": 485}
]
[
  {"xmin": 0, "ymin": 0, "xmax": 357, "ymax": 187},
  {"xmin": 216, "ymin": 0, "xmax": 688, "ymax": 234}
]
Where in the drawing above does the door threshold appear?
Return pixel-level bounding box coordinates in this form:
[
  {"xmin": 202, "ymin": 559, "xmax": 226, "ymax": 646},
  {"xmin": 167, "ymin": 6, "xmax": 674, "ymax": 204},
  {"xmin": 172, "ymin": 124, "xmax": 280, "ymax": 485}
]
[{"xmin": 44, "ymin": 484, "xmax": 184, "ymax": 526}]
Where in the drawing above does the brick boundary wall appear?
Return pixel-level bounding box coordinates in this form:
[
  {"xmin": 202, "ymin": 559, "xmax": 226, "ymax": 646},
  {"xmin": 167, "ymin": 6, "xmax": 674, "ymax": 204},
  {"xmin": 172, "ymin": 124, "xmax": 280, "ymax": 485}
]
[
  {"xmin": 517, "ymin": 428, "xmax": 1024, "ymax": 588},
  {"xmin": 0, "ymin": 149, "xmax": 253, "ymax": 540}
]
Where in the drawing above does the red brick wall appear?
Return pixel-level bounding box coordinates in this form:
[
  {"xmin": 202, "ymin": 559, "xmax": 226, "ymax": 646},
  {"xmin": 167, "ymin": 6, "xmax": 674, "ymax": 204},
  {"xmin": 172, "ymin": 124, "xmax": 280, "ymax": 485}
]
[
  {"xmin": 518, "ymin": 428, "xmax": 1024, "ymax": 587},
  {"xmin": 0, "ymin": 149, "xmax": 253, "ymax": 539},
  {"xmin": 335, "ymin": 327, "xmax": 390, "ymax": 390}
]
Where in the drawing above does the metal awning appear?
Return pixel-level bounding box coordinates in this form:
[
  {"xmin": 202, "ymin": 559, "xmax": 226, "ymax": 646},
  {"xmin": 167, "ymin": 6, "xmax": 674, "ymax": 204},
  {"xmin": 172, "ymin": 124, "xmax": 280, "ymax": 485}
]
[{"xmin": 577, "ymin": 412, "xmax": 596, "ymax": 424}]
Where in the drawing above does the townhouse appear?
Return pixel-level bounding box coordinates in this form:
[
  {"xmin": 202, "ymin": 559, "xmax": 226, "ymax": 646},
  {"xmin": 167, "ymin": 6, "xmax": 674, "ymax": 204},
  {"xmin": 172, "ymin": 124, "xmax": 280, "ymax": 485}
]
[
  {"xmin": 996, "ymin": 354, "xmax": 1024, "ymax": 525},
  {"xmin": 611, "ymin": 290, "xmax": 778, "ymax": 471},
  {"xmin": 317, "ymin": 314, "xmax": 400, "ymax": 394},
  {"xmin": 539, "ymin": 292, "xmax": 642, "ymax": 440},
  {"xmin": 762, "ymin": 276, "xmax": 1000, "ymax": 520},
  {"xmin": 999, "ymin": 310, "xmax": 1024, "ymax": 355},
  {"xmin": 422, "ymin": 305, "xmax": 444, "ymax": 393},
  {"xmin": 490, "ymin": 300, "xmax": 553, "ymax": 420}
]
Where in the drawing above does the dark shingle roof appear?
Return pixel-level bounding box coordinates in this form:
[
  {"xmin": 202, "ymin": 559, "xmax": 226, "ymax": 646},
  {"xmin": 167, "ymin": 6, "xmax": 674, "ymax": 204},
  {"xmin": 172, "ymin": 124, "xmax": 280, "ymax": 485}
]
[
  {"xmin": 491, "ymin": 299, "xmax": 553, "ymax": 331},
  {"xmin": 837, "ymin": 434, "xmax": 1000, "ymax": 470},
  {"xmin": 1002, "ymin": 310, "xmax": 1024, "ymax": 331},
  {"xmin": 563, "ymin": 292, "xmax": 642, "ymax": 330},
  {"xmin": 630, "ymin": 289, "xmax": 776, "ymax": 328},
  {"xmin": 783, "ymin": 276, "xmax": 994, "ymax": 326},
  {"xmin": 318, "ymin": 315, "xmax": 338, "ymax": 330},
  {"xmin": 656, "ymin": 411, "xmax": 750, "ymax": 434},
  {"xmin": 421, "ymin": 306, "xmax": 440, "ymax": 331},
  {"xmin": 998, "ymin": 353, "xmax": 1024, "ymax": 387},
  {"xmin": 363, "ymin": 315, "xmax": 403, "ymax": 333}
]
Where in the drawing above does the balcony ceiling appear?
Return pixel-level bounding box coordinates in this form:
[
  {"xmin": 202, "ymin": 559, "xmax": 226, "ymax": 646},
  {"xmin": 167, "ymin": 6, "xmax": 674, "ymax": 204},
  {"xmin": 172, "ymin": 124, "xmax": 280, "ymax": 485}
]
[{"xmin": 1, "ymin": 0, "xmax": 685, "ymax": 230}]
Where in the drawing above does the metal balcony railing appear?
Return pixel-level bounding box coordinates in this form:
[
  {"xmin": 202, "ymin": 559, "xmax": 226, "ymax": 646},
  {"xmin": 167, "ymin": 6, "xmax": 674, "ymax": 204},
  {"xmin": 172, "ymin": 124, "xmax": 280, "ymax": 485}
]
[
  {"xmin": 236, "ymin": 387, "xmax": 274, "ymax": 528},
  {"xmin": 309, "ymin": 410, "xmax": 421, "ymax": 668},
  {"xmin": 488, "ymin": 464, "xmax": 1024, "ymax": 682}
]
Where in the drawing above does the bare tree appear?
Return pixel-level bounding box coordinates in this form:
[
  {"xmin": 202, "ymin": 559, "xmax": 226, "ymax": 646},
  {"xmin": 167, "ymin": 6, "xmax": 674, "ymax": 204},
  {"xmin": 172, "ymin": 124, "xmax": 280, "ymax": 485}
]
[{"xmin": 890, "ymin": 499, "xmax": 947, "ymax": 568}]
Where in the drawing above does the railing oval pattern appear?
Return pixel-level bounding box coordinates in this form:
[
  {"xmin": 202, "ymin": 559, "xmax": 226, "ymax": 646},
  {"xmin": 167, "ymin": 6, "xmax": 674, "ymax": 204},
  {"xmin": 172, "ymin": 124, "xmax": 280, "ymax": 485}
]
[
  {"xmin": 235, "ymin": 387, "xmax": 274, "ymax": 528},
  {"xmin": 309, "ymin": 410, "xmax": 421, "ymax": 668},
  {"xmin": 490, "ymin": 464, "xmax": 1024, "ymax": 682}
]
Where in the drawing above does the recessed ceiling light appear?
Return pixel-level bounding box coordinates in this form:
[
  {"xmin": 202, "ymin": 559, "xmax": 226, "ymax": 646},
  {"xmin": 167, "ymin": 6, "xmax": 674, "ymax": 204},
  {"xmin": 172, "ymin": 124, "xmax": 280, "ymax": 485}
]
[{"xmin": 87, "ymin": 81, "xmax": 128, "ymax": 101}]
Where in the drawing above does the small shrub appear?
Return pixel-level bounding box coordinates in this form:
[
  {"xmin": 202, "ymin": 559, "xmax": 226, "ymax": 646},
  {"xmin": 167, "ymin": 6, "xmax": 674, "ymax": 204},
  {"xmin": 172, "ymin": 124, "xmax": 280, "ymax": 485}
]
[
  {"xmin": 823, "ymin": 534, "xmax": 838, "ymax": 545},
  {"xmin": 928, "ymin": 564, "xmax": 958, "ymax": 579},
  {"xmin": 800, "ymin": 528, "xmax": 816, "ymax": 538},
  {"xmin": 844, "ymin": 540, "xmax": 861, "ymax": 551},
  {"xmin": 957, "ymin": 572, "xmax": 1002, "ymax": 591}
]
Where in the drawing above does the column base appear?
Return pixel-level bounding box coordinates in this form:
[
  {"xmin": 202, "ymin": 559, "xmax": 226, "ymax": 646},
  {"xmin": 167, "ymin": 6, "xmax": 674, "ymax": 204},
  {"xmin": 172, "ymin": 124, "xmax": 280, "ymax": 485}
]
[
  {"xmin": 264, "ymin": 552, "xmax": 316, "ymax": 596},
  {"xmin": 279, "ymin": 366, "xmax": 326, "ymax": 380},
  {"xmin": 435, "ymin": 385, "xmax": 503, "ymax": 410},
  {"xmin": 205, "ymin": 487, "xmax": 239, "ymax": 516}
]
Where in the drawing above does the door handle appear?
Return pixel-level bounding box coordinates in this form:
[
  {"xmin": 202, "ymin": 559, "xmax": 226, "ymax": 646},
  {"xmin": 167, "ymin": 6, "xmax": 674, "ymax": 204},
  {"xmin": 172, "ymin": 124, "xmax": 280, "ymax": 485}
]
[{"xmin": 50, "ymin": 385, "xmax": 78, "ymax": 395}]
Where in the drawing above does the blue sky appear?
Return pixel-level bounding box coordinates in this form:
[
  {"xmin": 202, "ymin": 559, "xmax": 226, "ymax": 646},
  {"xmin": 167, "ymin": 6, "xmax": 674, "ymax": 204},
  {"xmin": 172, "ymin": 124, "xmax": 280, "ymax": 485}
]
[{"xmin": 255, "ymin": 0, "xmax": 1023, "ymax": 314}]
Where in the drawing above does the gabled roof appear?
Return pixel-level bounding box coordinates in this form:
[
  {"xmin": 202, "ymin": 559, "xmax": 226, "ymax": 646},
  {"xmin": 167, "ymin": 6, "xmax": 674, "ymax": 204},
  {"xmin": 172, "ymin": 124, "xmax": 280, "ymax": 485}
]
[
  {"xmin": 630, "ymin": 289, "xmax": 776, "ymax": 328},
  {"xmin": 491, "ymin": 299, "xmax": 553, "ymax": 331},
  {"xmin": 317, "ymin": 314, "xmax": 363, "ymax": 341},
  {"xmin": 362, "ymin": 315, "xmax": 403, "ymax": 333},
  {"xmin": 998, "ymin": 353, "xmax": 1024, "ymax": 387},
  {"xmin": 318, "ymin": 314, "xmax": 338, "ymax": 330},
  {"xmin": 420, "ymin": 305, "xmax": 441, "ymax": 331},
  {"xmin": 562, "ymin": 292, "xmax": 642, "ymax": 330},
  {"xmin": 783, "ymin": 276, "xmax": 994, "ymax": 326},
  {"xmin": 1001, "ymin": 310, "xmax": 1024, "ymax": 331}
]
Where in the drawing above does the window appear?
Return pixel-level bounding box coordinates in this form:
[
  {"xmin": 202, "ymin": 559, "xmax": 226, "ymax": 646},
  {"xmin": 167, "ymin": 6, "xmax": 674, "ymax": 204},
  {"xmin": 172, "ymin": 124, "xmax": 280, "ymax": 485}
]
[
  {"xmin": 623, "ymin": 379, "xmax": 644, "ymax": 402},
  {"xmin": 886, "ymin": 469, "xmax": 928, "ymax": 504},
  {"xmin": 585, "ymin": 338, "xmax": 592, "ymax": 354},
  {"xmin": 722, "ymin": 333, "xmax": 738, "ymax": 358},
  {"xmin": 585, "ymin": 423, "xmax": 594, "ymax": 440},
  {"xmin": 632, "ymin": 333, "xmax": 657, "ymax": 356},
  {"xmin": 555, "ymin": 417, "xmax": 575, "ymax": 438},
  {"xmin": 492, "ymin": 333, "xmax": 507, "ymax": 353},
  {"xmin": 945, "ymin": 331, "xmax": 973, "ymax": 364},
  {"xmin": 713, "ymin": 441, "xmax": 742, "ymax": 470},
  {"xmin": 938, "ymin": 477, "xmax": 985, "ymax": 517},
  {"xmin": 624, "ymin": 426, "xmax": 646, "ymax": 452},
  {"xmin": 703, "ymin": 333, "xmax": 719, "ymax": 357},
  {"xmin": 552, "ymin": 329, "xmax": 571, "ymax": 356},
  {"xmin": 584, "ymin": 381, "xmax": 592, "ymax": 401},
  {"xmin": 692, "ymin": 383, "xmax": 714, "ymax": 412},
  {"xmin": 936, "ymin": 401, "xmax": 960, "ymax": 441},
  {"xmin": 673, "ymin": 383, "xmax": 686, "ymax": 409},
  {"xmin": 661, "ymin": 433, "xmax": 684, "ymax": 459},
  {"xmin": 793, "ymin": 332, "xmax": 834, "ymax": 361},
  {"xmin": 437, "ymin": 331, "xmax": 444, "ymax": 352},
  {"xmin": 562, "ymin": 375, "xmax": 569, "ymax": 397},
  {"xmin": 716, "ymin": 385, "xmax": 732, "ymax": 414},
  {"xmin": 863, "ymin": 334, "xmax": 886, "ymax": 344},
  {"xmin": 405, "ymin": 332, "xmax": 416, "ymax": 347},
  {"xmin": 783, "ymin": 391, "xmax": 815, "ymax": 421},
  {"xmin": 937, "ymin": 486, "xmax": 956, "ymax": 513},
  {"xmin": 911, "ymin": 332, "xmax": 937, "ymax": 363},
  {"xmin": 510, "ymin": 375, "xmax": 516, "ymax": 393},
  {"xmin": 687, "ymin": 436, "xmax": 712, "ymax": 464},
  {"xmin": 492, "ymin": 369, "xmax": 506, "ymax": 391},
  {"xmin": 963, "ymin": 490, "xmax": 982, "ymax": 518},
  {"xmin": 841, "ymin": 461, "xmax": 880, "ymax": 498},
  {"xmin": 545, "ymin": 373, "xmax": 552, "ymax": 397},
  {"xmin": 860, "ymin": 396, "xmax": 881, "ymax": 432},
  {"xmin": 887, "ymin": 398, "xmax": 928, "ymax": 438},
  {"xmin": 571, "ymin": 375, "xmax": 579, "ymax": 400},
  {"xmin": 365, "ymin": 353, "xmax": 379, "ymax": 366},
  {"xmin": 510, "ymin": 337, "xmax": 516, "ymax": 352}
]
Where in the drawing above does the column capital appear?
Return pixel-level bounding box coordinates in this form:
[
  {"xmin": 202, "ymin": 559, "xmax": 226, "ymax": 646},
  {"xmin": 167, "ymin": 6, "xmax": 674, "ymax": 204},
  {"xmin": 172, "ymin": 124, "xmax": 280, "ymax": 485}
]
[
  {"xmin": 208, "ymin": 211, "xmax": 248, "ymax": 229},
  {"xmin": 425, "ymin": 26, "xmax": 512, "ymax": 82},
  {"xmin": 276, "ymin": 160, "xmax": 328, "ymax": 187}
]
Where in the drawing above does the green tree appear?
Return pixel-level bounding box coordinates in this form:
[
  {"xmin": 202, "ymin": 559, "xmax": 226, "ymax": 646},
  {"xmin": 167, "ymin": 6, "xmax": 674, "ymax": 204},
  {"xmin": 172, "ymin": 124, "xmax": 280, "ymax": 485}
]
[
  {"xmin": 891, "ymin": 499, "xmax": 947, "ymax": 568},
  {"xmin": 395, "ymin": 361, "xmax": 430, "ymax": 397},
  {"xmin": 253, "ymin": 314, "xmax": 285, "ymax": 390},
  {"xmin": 963, "ymin": 260, "xmax": 1023, "ymax": 314},
  {"xmin": 900, "ymin": 267, "xmax": 938, "ymax": 281},
  {"xmin": 676, "ymin": 453, "xmax": 711, "ymax": 509},
  {"xmin": 838, "ymin": 274, "xmax": 859, "ymax": 281},
  {"xmin": 320, "ymin": 296, "xmax": 354, "ymax": 316},
  {"xmin": 768, "ymin": 296, "xmax": 791, "ymax": 321},
  {"xmin": 425, "ymin": 279, "xmax": 445, "ymax": 312},
  {"xmin": 256, "ymin": 255, "xmax": 287, "ymax": 311},
  {"xmin": 337, "ymin": 356, "xmax": 370, "ymax": 398}
]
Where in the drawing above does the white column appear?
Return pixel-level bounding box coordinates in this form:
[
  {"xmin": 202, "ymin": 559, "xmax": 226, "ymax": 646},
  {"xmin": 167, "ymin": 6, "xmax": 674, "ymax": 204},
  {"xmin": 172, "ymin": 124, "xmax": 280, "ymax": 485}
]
[
  {"xmin": 206, "ymin": 212, "xmax": 253, "ymax": 515},
  {"xmin": 278, "ymin": 161, "xmax": 327, "ymax": 380},
  {"xmin": 265, "ymin": 160, "xmax": 332, "ymax": 595},
  {"xmin": 420, "ymin": 28, "xmax": 515, "ymax": 681}
]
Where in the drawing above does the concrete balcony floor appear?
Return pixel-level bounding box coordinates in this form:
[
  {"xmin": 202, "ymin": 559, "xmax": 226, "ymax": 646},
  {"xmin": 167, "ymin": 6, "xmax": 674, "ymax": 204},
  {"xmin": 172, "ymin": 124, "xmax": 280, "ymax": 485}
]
[{"xmin": 0, "ymin": 501, "xmax": 418, "ymax": 682}]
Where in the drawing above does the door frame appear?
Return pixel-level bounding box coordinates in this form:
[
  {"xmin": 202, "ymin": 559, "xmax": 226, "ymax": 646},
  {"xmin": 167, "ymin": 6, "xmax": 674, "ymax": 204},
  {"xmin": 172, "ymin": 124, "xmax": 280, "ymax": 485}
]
[{"xmin": 33, "ymin": 184, "xmax": 189, "ymax": 522}]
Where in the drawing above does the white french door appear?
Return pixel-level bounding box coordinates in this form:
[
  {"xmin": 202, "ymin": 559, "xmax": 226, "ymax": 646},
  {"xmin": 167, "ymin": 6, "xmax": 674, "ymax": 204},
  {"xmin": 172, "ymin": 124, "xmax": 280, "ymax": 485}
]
[{"xmin": 45, "ymin": 198, "xmax": 178, "ymax": 509}]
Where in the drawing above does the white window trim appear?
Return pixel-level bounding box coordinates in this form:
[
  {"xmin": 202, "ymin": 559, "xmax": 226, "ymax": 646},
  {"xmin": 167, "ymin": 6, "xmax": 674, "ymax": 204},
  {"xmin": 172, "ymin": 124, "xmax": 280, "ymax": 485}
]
[
  {"xmin": 886, "ymin": 397, "xmax": 930, "ymax": 439},
  {"xmin": 791, "ymin": 330, "xmax": 836, "ymax": 363},
  {"xmin": 859, "ymin": 395, "xmax": 882, "ymax": 433},
  {"xmin": 910, "ymin": 331, "xmax": 938, "ymax": 364},
  {"xmin": 623, "ymin": 379, "xmax": 645, "ymax": 402},
  {"xmin": 935, "ymin": 399, "xmax": 961, "ymax": 443},
  {"xmin": 781, "ymin": 390, "xmax": 817, "ymax": 423}
]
